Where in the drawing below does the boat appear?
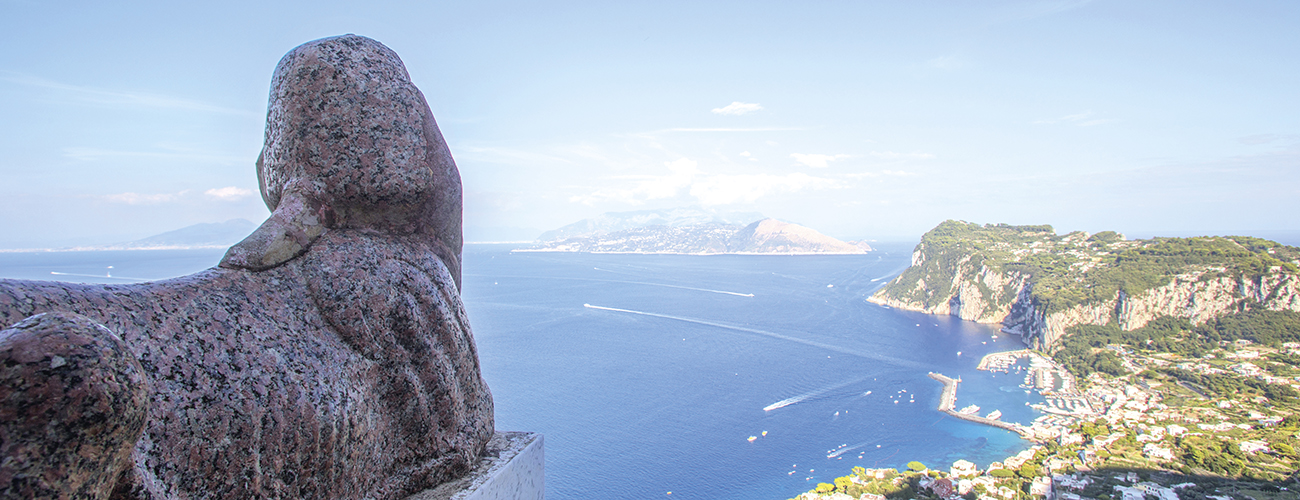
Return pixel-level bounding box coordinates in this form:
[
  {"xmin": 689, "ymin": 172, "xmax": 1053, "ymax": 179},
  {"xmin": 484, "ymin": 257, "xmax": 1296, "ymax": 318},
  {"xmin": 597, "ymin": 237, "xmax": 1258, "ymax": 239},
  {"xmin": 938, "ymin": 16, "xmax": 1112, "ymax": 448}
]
[
  {"xmin": 986, "ymin": 410, "xmax": 1002, "ymax": 420},
  {"xmin": 747, "ymin": 436, "xmax": 757, "ymax": 442},
  {"xmin": 959, "ymin": 404, "xmax": 980, "ymax": 415}
]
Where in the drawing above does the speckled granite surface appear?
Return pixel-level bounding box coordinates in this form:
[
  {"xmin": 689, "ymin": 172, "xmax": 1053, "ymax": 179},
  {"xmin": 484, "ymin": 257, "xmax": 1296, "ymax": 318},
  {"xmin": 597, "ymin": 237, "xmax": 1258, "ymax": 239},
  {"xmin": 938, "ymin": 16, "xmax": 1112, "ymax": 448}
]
[
  {"xmin": 0, "ymin": 35, "xmax": 493, "ymax": 499},
  {"xmin": 0, "ymin": 312, "xmax": 149, "ymax": 499}
]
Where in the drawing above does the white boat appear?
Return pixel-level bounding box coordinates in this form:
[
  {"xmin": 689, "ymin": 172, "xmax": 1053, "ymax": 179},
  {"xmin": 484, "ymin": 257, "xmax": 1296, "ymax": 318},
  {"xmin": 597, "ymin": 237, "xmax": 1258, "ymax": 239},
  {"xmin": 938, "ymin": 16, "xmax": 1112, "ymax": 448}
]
[
  {"xmin": 986, "ymin": 410, "xmax": 1002, "ymax": 420},
  {"xmin": 959, "ymin": 404, "xmax": 980, "ymax": 415}
]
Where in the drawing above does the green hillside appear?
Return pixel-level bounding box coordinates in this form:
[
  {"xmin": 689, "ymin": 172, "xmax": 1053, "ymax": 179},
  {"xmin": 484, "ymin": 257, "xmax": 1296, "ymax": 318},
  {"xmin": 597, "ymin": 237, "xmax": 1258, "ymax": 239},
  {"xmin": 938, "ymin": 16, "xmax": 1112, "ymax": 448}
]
[{"xmin": 879, "ymin": 220, "xmax": 1300, "ymax": 315}]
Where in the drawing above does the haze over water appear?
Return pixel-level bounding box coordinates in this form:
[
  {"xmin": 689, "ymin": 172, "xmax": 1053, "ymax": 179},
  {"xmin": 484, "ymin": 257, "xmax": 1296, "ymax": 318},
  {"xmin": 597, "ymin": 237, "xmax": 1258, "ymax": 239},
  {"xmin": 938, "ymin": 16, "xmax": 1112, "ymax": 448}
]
[{"xmin": 0, "ymin": 244, "xmax": 1043, "ymax": 500}]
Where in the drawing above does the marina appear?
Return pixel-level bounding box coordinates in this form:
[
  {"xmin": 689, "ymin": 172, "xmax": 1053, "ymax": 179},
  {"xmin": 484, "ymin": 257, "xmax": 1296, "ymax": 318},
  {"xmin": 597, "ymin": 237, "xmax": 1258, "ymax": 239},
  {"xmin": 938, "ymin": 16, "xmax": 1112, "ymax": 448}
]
[
  {"xmin": 928, "ymin": 372, "xmax": 1033, "ymax": 439},
  {"xmin": 976, "ymin": 349, "xmax": 1082, "ymax": 396}
]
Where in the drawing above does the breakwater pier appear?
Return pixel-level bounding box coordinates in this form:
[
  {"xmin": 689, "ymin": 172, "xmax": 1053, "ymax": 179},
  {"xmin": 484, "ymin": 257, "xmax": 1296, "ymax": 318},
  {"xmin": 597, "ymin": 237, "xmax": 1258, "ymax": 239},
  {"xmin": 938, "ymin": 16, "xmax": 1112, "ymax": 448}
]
[{"xmin": 928, "ymin": 372, "xmax": 1034, "ymax": 439}]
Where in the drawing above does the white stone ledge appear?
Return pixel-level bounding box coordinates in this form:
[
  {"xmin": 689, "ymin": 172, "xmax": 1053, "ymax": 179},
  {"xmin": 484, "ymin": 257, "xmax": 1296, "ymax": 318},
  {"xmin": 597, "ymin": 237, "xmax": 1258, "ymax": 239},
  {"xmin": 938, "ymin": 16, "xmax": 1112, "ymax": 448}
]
[{"xmin": 408, "ymin": 431, "xmax": 544, "ymax": 500}]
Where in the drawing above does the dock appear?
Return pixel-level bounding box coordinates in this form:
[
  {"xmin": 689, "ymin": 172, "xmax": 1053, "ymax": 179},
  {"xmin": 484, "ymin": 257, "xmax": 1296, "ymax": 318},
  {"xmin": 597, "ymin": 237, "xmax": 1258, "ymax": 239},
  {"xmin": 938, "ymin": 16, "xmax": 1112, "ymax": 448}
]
[
  {"xmin": 975, "ymin": 349, "xmax": 1034, "ymax": 371},
  {"xmin": 928, "ymin": 372, "xmax": 1034, "ymax": 439}
]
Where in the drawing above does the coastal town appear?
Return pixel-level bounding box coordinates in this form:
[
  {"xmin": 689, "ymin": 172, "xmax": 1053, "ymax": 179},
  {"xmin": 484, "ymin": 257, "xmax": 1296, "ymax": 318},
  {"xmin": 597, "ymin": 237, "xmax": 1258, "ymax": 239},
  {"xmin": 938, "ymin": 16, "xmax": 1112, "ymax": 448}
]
[{"xmin": 791, "ymin": 338, "xmax": 1300, "ymax": 500}]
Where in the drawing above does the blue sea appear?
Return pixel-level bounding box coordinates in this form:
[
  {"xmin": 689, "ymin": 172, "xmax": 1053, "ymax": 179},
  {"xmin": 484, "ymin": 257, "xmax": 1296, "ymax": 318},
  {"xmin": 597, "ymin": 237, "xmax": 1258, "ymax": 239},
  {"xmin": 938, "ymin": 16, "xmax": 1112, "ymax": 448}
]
[{"xmin": 0, "ymin": 243, "xmax": 1041, "ymax": 500}]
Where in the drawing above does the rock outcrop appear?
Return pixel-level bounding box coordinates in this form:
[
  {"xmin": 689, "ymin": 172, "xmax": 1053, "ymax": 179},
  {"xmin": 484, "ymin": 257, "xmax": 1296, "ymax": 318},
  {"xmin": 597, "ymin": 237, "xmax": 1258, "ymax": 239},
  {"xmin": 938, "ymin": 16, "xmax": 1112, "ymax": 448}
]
[
  {"xmin": 0, "ymin": 35, "xmax": 492, "ymax": 499},
  {"xmin": 870, "ymin": 220, "xmax": 1300, "ymax": 350},
  {"xmin": 526, "ymin": 218, "xmax": 867, "ymax": 255}
]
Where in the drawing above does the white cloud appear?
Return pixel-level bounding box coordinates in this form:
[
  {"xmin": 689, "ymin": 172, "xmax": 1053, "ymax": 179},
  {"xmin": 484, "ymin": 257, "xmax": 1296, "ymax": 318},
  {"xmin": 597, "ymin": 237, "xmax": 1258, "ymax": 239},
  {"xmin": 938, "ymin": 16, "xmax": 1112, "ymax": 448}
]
[
  {"xmin": 569, "ymin": 158, "xmax": 700, "ymax": 205},
  {"xmin": 711, "ymin": 102, "xmax": 764, "ymax": 116},
  {"xmin": 103, "ymin": 191, "xmax": 187, "ymax": 205},
  {"xmin": 204, "ymin": 186, "xmax": 253, "ymax": 201},
  {"xmin": 739, "ymin": 151, "xmax": 751, "ymax": 157},
  {"xmin": 791, "ymin": 153, "xmax": 851, "ymax": 168},
  {"xmin": 567, "ymin": 157, "xmax": 838, "ymax": 206},
  {"xmin": 100, "ymin": 186, "xmax": 253, "ymax": 205},
  {"xmin": 868, "ymin": 151, "xmax": 936, "ymax": 160},
  {"xmin": 690, "ymin": 173, "xmax": 837, "ymax": 205}
]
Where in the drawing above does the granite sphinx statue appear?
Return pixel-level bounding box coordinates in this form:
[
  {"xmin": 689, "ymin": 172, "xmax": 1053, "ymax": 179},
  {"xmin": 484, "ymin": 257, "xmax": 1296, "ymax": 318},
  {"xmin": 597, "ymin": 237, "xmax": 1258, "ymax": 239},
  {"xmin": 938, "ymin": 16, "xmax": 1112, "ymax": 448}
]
[{"xmin": 0, "ymin": 35, "xmax": 494, "ymax": 499}]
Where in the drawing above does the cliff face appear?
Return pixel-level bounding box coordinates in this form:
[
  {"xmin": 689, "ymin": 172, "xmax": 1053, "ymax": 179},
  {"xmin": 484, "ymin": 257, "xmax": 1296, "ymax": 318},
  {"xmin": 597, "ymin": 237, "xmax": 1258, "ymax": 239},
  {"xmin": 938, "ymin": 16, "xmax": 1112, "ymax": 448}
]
[
  {"xmin": 867, "ymin": 247, "xmax": 1029, "ymax": 323},
  {"xmin": 997, "ymin": 271, "xmax": 1300, "ymax": 349},
  {"xmin": 870, "ymin": 220, "xmax": 1300, "ymax": 350}
]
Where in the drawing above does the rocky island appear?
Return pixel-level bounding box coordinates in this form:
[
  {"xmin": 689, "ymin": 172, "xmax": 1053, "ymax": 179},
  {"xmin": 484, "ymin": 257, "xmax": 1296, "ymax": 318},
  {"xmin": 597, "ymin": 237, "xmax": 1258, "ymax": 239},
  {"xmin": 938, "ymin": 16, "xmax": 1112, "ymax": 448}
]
[{"xmin": 524, "ymin": 218, "xmax": 870, "ymax": 255}]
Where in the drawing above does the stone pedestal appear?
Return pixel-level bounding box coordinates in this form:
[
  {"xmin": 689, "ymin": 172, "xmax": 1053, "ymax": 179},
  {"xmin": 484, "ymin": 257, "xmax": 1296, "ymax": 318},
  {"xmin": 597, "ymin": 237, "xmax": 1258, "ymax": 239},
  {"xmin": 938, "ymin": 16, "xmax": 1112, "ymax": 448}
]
[{"xmin": 408, "ymin": 432, "xmax": 544, "ymax": 500}]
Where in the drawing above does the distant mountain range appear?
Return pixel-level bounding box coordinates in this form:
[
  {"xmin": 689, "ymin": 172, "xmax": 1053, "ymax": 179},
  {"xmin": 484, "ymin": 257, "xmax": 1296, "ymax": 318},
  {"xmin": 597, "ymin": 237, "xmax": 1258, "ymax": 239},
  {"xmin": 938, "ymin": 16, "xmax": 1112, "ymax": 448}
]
[
  {"xmin": 525, "ymin": 218, "xmax": 870, "ymax": 255},
  {"xmin": 115, "ymin": 219, "xmax": 256, "ymax": 249}
]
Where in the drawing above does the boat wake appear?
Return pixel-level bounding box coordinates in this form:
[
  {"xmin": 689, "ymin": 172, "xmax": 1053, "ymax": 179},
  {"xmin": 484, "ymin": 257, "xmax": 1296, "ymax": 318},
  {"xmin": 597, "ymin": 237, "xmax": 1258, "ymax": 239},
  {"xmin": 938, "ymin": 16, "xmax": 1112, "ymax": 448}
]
[
  {"xmin": 827, "ymin": 438, "xmax": 888, "ymax": 458},
  {"xmin": 49, "ymin": 271, "xmax": 148, "ymax": 282},
  {"xmin": 764, "ymin": 376, "xmax": 873, "ymax": 412},
  {"xmin": 583, "ymin": 304, "xmax": 931, "ymax": 370}
]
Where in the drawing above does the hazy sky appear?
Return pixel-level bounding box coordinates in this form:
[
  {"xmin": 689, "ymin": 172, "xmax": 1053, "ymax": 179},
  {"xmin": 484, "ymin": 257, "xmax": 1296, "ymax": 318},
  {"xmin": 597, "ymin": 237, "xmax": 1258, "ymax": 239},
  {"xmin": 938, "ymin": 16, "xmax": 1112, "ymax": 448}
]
[{"xmin": 1, "ymin": 0, "xmax": 1296, "ymax": 247}]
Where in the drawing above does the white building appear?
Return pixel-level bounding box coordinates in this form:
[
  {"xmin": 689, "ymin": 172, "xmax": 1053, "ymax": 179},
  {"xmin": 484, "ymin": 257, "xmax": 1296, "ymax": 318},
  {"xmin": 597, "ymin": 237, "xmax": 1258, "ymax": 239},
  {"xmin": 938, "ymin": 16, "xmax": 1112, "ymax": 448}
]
[
  {"xmin": 1135, "ymin": 482, "xmax": 1179, "ymax": 500},
  {"xmin": 951, "ymin": 459, "xmax": 978, "ymax": 478},
  {"xmin": 1114, "ymin": 486, "xmax": 1145, "ymax": 500},
  {"xmin": 1142, "ymin": 443, "xmax": 1176, "ymax": 461},
  {"xmin": 1030, "ymin": 476, "xmax": 1051, "ymax": 497}
]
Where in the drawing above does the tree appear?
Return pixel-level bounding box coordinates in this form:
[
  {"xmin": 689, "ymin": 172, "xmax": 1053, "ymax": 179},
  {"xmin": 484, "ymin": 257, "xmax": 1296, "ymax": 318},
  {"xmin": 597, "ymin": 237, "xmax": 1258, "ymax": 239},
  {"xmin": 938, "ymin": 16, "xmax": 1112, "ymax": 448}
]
[
  {"xmin": 908, "ymin": 461, "xmax": 927, "ymax": 472},
  {"xmin": 816, "ymin": 483, "xmax": 836, "ymax": 494}
]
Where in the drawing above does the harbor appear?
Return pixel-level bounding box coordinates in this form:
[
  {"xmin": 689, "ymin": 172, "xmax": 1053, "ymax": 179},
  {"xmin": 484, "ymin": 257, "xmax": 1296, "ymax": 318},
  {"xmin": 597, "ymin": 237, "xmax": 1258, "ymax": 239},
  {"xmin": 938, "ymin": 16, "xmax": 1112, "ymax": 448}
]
[
  {"xmin": 928, "ymin": 372, "xmax": 1034, "ymax": 439},
  {"xmin": 976, "ymin": 349, "xmax": 1082, "ymax": 396}
]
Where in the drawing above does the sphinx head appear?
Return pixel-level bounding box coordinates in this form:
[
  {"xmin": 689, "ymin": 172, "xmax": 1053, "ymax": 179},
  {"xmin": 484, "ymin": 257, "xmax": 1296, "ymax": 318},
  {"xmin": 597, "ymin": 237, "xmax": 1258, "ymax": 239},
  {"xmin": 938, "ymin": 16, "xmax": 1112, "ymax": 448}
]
[{"xmin": 220, "ymin": 35, "xmax": 463, "ymax": 285}]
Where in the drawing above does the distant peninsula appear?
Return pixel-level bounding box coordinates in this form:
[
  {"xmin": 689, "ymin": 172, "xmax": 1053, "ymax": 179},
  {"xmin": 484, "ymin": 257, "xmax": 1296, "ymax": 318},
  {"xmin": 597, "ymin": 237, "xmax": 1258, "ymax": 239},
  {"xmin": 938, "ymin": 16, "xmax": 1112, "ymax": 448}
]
[
  {"xmin": 522, "ymin": 218, "xmax": 871, "ymax": 255},
  {"xmin": 870, "ymin": 220, "xmax": 1300, "ymax": 350}
]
